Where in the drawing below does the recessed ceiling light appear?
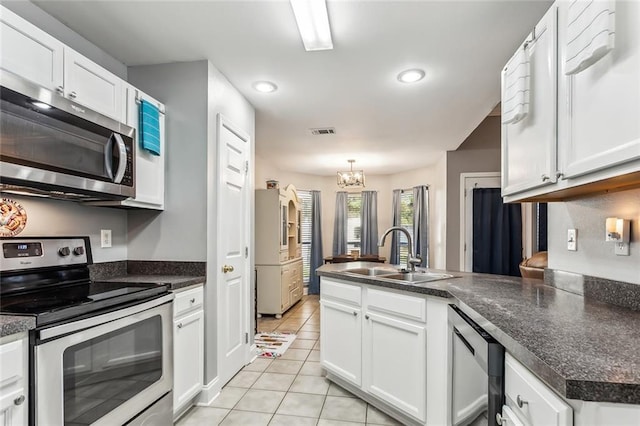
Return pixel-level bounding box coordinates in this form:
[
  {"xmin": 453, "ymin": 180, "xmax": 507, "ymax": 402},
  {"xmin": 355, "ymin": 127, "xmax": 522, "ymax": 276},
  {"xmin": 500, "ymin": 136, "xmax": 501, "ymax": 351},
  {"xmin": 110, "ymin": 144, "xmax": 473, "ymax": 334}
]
[
  {"xmin": 253, "ymin": 81, "xmax": 278, "ymax": 93},
  {"xmin": 397, "ymin": 69, "xmax": 426, "ymax": 84},
  {"xmin": 31, "ymin": 101, "xmax": 52, "ymax": 109}
]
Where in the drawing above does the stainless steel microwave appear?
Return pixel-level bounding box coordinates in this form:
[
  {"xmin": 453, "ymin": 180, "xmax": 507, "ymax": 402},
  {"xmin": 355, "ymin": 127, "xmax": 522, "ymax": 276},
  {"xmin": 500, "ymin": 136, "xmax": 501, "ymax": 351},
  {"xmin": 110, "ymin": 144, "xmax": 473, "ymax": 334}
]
[{"xmin": 0, "ymin": 73, "xmax": 135, "ymax": 201}]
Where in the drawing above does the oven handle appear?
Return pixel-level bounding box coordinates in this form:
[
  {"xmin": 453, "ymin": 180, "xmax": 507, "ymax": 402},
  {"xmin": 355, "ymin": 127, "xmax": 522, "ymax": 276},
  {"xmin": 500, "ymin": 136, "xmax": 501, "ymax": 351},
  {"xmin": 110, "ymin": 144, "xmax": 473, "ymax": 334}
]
[{"xmin": 39, "ymin": 293, "xmax": 174, "ymax": 341}]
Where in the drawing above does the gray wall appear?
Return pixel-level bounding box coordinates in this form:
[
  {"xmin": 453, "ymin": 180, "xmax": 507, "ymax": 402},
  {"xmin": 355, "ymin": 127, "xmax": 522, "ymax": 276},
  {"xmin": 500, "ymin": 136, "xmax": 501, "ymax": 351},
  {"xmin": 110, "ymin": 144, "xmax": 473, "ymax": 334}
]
[
  {"xmin": 2, "ymin": 1, "xmax": 127, "ymax": 79},
  {"xmin": 446, "ymin": 117, "xmax": 502, "ymax": 270},
  {"xmin": 548, "ymin": 188, "xmax": 640, "ymax": 284},
  {"xmin": 127, "ymin": 62, "xmax": 209, "ymax": 262}
]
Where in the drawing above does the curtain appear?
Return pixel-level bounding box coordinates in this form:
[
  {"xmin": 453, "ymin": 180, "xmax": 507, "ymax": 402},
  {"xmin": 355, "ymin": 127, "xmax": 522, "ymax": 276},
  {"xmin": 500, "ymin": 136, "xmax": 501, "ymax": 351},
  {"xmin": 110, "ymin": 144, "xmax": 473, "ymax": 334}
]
[
  {"xmin": 360, "ymin": 191, "xmax": 379, "ymax": 255},
  {"xmin": 390, "ymin": 189, "xmax": 402, "ymax": 264},
  {"xmin": 332, "ymin": 191, "xmax": 348, "ymax": 255},
  {"xmin": 309, "ymin": 190, "xmax": 323, "ymax": 294},
  {"xmin": 472, "ymin": 188, "xmax": 523, "ymax": 276},
  {"xmin": 412, "ymin": 185, "xmax": 429, "ymax": 268}
]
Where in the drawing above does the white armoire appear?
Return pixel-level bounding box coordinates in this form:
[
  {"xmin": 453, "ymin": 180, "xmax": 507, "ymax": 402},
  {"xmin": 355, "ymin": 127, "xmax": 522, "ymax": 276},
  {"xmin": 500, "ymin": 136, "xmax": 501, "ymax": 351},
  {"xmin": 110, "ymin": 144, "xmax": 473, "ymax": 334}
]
[{"xmin": 255, "ymin": 184, "xmax": 303, "ymax": 318}]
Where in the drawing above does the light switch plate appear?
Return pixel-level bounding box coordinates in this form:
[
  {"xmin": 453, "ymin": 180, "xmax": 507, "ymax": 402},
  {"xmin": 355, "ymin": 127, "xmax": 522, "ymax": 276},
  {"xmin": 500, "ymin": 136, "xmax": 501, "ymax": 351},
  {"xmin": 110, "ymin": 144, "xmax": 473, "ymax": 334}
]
[
  {"xmin": 615, "ymin": 242, "xmax": 630, "ymax": 256},
  {"xmin": 101, "ymin": 229, "xmax": 112, "ymax": 248},
  {"xmin": 567, "ymin": 229, "xmax": 577, "ymax": 251}
]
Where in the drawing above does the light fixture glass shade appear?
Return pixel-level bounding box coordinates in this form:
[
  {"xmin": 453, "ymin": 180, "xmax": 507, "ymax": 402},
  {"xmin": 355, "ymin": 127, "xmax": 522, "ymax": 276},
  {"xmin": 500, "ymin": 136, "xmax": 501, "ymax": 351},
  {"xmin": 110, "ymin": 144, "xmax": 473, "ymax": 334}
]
[
  {"xmin": 337, "ymin": 160, "xmax": 365, "ymax": 187},
  {"xmin": 290, "ymin": 0, "xmax": 333, "ymax": 51}
]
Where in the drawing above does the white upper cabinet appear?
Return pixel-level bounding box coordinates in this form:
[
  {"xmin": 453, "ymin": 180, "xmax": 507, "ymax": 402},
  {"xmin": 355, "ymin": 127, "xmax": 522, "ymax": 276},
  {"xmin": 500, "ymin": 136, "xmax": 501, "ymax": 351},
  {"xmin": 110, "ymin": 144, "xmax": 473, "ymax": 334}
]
[
  {"xmin": 0, "ymin": 5, "xmax": 126, "ymax": 123},
  {"xmin": 0, "ymin": 6, "xmax": 64, "ymax": 92},
  {"xmin": 64, "ymin": 48, "xmax": 125, "ymax": 122},
  {"xmin": 501, "ymin": 4, "xmax": 558, "ymax": 196},
  {"xmin": 123, "ymin": 85, "xmax": 165, "ymax": 209},
  {"xmin": 557, "ymin": 0, "xmax": 640, "ymax": 179}
]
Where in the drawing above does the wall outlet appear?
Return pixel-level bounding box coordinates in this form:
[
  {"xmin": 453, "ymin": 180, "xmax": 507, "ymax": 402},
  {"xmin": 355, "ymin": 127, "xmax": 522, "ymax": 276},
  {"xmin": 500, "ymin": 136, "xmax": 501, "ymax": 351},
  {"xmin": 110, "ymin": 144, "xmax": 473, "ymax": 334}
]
[
  {"xmin": 615, "ymin": 242, "xmax": 630, "ymax": 256},
  {"xmin": 101, "ymin": 229, "xmax": 112, "ymax": 248},
  {"xmin": 567, "ymin": 229, "xmax": 577, "ymax": 251}
]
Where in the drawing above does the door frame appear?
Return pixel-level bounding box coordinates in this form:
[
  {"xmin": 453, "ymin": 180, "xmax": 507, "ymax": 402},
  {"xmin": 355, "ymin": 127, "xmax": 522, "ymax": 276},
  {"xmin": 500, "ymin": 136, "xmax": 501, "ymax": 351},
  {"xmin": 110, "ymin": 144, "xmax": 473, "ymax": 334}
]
[{"xmin": 459, "ymin": 172, "xmax": 501, "ymax": 272}]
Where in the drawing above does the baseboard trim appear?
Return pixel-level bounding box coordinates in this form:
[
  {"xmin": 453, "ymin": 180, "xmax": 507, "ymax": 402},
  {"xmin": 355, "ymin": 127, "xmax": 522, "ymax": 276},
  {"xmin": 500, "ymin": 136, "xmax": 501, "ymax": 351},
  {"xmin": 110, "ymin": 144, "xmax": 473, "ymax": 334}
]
[
  {"xmin": 248, "ymin": 344, "xmax": 257, "ymax": 363},
  {"xmin": 196, "ymin": 376, "xmax": 221, "ymax": 406}
]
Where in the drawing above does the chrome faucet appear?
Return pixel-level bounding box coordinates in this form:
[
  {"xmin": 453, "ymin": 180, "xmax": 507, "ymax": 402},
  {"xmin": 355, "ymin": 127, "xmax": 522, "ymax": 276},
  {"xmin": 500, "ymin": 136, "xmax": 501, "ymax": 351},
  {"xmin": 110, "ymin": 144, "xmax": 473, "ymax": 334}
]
[{"xmin": 378, "ymin": 226, "xmax": 422, "ymax": 272}]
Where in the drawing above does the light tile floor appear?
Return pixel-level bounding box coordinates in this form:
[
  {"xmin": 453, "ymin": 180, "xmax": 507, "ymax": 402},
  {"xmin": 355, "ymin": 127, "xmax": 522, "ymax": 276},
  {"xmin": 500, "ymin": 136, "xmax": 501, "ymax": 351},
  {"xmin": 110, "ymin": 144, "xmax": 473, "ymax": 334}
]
[{"xmin": 176, "ymin": 295, "xmax": 402, "ymax": 426}]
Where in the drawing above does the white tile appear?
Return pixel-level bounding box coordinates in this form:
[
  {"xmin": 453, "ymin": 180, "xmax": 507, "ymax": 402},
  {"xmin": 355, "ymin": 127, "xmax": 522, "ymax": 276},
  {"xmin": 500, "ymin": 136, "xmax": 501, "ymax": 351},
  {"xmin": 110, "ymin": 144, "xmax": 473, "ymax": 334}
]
[
  {"xmin": 235, "ymin": 389, "xmax": 286, "ymax": 413},
  {"xmin": 327, "ymin": 383, "xmax": 355, "ymax": 398},
  {"xmin": 243, "ymin": 357, "xmax": 273, "ymax": 372},
  {"xmin": 269, "ymin": 414, "xmax": 318, "ymax": 426},
  {"xmin": 299, "ymin": 361, "xmax": 324, "ymax": 376},
  {"xmin": 366, "ymin": 404, "xmax": 402, "ymax": 425},
  {"xmin": 289, "ymin": 375, "xmax": 330, "ymax": 395},
  {"xmin": 220, "ymin": 410, "xmax": 272, "ymax": 426},
  {"xmin": 176, "ymin": 407, "xmax": 229, "ymax": 426},
  {"xmin": 276, "ymin": 392, "xmax": 326, "ymax": 418},
  {"xmin": 321, "ymin": 396, "xmax": 367, "ymax": 423},
  {"xmin": 227, "ymin": 371, "xmax": 262, "ymax": 388},
  {"xmin": 289, "ymin": 339, "xmax": 317, "ymax": 350},
  {"xmin": 279, "ymin": 348, "xmax": 311, "ymax": 361},
  {"xmin": 297, "ymin": 331, "xmax": 320, "ymax": 340},
  {"xmin": 307, "ymin": 350, "xmax": 321, "ymax": 362},
  {"xmin": 210, "ymin": 386, "xmax": 248, "ymax": 409},
  {"xmin": 266, "ymin": 359, "xmax": 304, "ymax": 375},
  {"xmin": 252, "ymin": 373, "xmax": 296, "ymax": 391}
]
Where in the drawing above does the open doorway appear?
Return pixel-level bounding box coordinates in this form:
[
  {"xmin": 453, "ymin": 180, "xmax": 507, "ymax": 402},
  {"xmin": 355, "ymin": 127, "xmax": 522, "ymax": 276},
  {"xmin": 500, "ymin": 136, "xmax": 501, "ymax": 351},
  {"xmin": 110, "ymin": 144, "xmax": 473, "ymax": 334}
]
[{"xmin": 460, "ymin": 173, "xmax": 544, "ymax": 275}]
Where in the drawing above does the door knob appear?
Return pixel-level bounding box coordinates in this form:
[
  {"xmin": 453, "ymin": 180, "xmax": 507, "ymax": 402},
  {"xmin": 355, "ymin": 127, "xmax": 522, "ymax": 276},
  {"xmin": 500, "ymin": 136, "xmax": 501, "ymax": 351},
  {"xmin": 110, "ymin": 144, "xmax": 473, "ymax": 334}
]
[{"xmin": 222, "ymin": 264, "xmax": 235, "ymax": 273}]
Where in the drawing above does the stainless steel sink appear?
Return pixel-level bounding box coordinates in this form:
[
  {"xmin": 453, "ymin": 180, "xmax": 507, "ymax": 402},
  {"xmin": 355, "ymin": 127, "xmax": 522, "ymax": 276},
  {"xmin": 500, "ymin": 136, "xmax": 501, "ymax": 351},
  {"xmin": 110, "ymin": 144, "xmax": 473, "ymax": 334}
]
[
  {"xmin": 381, "ymin": 272, "xmax": 455, "ymax": 283},
  {"xmin": 343, "ymin": 267, "xmax": 455, "ymax": 284},
  {"xmin": 344, "ymin": 267, "xmax": 399, "ymax": 277}
]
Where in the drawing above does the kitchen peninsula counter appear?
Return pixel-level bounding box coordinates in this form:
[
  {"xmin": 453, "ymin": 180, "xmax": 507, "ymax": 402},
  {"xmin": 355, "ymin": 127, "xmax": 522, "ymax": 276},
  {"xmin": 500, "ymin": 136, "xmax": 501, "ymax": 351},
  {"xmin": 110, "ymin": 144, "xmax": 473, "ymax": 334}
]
[
  {"xmin": 317, "ymin": 262, "xmax": 640, "ymax": 405},
  {"xmin": 0, "ymin": 315, "xmax": 35, "ymax": 338}
]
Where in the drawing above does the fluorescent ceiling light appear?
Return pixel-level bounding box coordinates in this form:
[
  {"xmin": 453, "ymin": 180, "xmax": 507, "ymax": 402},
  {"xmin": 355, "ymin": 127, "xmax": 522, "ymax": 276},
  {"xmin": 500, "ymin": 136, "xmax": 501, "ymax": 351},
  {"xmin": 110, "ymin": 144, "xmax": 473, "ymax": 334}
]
[
  {"xmin": 397, "ymin": 69, "xmax": 426, "ymax": 84},
  {"xmin": 290, "ymin": 0, "xmax": 333, "ymax": 51},
  {"xmin": 253, "ymin": 81, "xmax": 278, "ymax": 93}
]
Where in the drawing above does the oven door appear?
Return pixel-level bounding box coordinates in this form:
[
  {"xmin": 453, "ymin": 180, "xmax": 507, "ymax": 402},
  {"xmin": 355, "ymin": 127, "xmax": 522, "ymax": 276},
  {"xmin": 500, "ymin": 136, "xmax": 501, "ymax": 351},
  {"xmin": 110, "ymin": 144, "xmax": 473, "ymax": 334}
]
[{"xmin": 34, "ymin": 295, "xmax": 173, "ymax": 426}]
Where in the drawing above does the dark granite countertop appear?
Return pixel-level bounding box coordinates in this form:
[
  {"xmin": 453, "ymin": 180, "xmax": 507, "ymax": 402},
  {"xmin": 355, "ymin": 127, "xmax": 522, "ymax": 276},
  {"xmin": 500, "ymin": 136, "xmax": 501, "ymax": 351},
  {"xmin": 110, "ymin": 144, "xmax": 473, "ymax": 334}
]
[
  {"xmin": 0, "ymin": 315, "xmax": 36, "ymax": 338},
  {"xmin": 317, "ymin": 262, "xmax": 640, "ymax": 405},
  {"xmin": 100, "ymin": 275, "xmax": 205, "ymax": 291}
]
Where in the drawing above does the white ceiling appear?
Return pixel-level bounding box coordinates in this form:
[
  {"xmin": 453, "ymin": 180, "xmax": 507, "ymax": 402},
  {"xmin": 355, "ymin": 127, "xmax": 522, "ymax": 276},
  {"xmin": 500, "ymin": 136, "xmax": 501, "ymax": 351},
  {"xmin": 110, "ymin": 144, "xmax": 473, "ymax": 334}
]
[{"xmin": 32, "ymin": 0, "xmax": 552, "ymax": 175}]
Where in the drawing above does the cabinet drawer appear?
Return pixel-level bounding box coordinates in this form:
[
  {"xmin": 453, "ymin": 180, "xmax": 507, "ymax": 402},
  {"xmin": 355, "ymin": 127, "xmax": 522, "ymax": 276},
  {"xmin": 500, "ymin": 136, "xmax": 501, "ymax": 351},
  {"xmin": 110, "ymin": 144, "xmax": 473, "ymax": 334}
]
[
  {"xmin": 0, "ymin": 339, "xmax": 24, "ymax": 388},
  {"xmin": 174, "ymin": 285, "xmax": 204, "ymax": 317},
  {"xmin": 505, "ymin": 353, "xmax": 572, "ymax": 426},
  {"xmin": 366, "ymin": 288, "xmax": 426, "ymax": 323},
  {"xmin": 321, "ymin": 279, "xmax": 361, "ymax": 306}
]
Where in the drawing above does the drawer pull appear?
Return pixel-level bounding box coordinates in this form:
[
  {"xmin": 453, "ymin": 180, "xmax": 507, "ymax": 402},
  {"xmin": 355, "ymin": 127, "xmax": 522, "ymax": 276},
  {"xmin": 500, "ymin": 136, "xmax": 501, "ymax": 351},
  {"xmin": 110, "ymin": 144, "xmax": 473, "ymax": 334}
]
[
  {"xmin": 365, "ymin": 314, "xmax": 370, "ymax": 320},
  {"xmin": 56, "ymin": 86, "xmax": 64, "ymax": 94},
  {"xmin": 353, "ymin": 311, "xmax": 358, "ymax": 316},
  {"xmin": 541, "ymin": 174, "xmax": 550, "ymax": 182},
  {"xmin": 190, "ymin": 298, "xmax": 196, "ymax": 303},
  {"xmin": 516, "ymin": 394, "xmax": 528, "ymax": 408},
  {"xmin": 68, "ymin": 91, "xmax": 77, "ymax": 99},
  {"xmin": 14, "ymin": 395, "xmax": 25, "ymax": 406},
  {"xmin": 177, "ymin": 323, "xmax": 183, "ymax": 329}
]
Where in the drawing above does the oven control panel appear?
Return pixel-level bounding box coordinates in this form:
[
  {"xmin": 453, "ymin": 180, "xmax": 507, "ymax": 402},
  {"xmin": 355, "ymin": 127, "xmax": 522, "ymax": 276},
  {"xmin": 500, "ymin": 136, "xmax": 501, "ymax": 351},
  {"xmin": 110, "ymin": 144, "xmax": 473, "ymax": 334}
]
[{"xmin": 1, "ymin": 237, "xmax": 91, "ymax": 272}]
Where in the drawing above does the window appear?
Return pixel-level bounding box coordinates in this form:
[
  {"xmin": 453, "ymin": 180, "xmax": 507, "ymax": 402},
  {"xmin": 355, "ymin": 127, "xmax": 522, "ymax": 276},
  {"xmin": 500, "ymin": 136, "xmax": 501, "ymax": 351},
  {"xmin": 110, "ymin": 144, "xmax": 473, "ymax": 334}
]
[
  {"xmin": 347, "ymin": 193, "xmax": 362, "ymax": 252},
  {"xmin": 298, "ymin": 190, "xmax": 312, "ymax": 284},
  {"xmin": 398, "ymin": 190, "xmax": 414, "ymax": 265}
]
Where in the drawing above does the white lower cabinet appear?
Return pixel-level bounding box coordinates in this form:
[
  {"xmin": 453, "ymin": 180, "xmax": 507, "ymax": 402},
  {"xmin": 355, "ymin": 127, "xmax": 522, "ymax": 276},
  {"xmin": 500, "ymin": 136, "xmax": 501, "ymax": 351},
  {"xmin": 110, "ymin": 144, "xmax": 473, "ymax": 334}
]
[
  {"xmin": 0, "ymin": 334, "xmax": 28, "ymax": 426},
  {"xmin": 320, "ymin": 278, "xmax": 430, "ymax": 425},
  {"xmin": 363, "ymin": 311, "xmax": 426, "ymax": 422},
  {"xmin": 172, "ymin": 285, "xmax": 204, "ymax": 418}
]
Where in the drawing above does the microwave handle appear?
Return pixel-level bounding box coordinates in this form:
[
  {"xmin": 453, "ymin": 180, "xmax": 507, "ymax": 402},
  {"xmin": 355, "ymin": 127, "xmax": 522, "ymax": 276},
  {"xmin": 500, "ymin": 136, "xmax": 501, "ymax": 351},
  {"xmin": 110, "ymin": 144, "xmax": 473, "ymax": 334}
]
[
  {"xmin": 104, "ymin": 135, "xmax": 115, "ymax": 180},
  {"xmin": 112, "ymin": 133, "xmax": 128, "ymax": 184}
]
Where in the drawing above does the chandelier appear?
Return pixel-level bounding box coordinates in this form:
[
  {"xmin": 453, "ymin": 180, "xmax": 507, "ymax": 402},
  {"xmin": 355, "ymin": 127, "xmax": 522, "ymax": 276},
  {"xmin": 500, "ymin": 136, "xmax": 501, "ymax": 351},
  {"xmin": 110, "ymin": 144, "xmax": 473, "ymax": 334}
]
[{"xmin": 337, "ymin": 160, "xmax": 365, "ymax": 188}]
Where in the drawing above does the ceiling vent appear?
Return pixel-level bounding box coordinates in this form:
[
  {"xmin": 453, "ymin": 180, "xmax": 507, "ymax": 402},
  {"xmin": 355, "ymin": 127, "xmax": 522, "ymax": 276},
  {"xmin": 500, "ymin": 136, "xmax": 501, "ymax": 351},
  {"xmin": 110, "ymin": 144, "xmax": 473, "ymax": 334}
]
[{"xmin": 310, "ymin": 127, "xmax": 336, "ymax": 135}]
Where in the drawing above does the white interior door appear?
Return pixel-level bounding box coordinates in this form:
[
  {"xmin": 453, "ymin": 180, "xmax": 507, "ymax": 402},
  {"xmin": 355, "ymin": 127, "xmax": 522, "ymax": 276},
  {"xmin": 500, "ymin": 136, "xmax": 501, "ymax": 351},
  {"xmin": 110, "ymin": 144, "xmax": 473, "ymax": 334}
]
[
  {"xmin": 217, "ymin": 114, "xmax": 250, "ymax": 386},
  {"xmin": 459, "ymin": 173, "xmax": 501, "ymax": 272}
]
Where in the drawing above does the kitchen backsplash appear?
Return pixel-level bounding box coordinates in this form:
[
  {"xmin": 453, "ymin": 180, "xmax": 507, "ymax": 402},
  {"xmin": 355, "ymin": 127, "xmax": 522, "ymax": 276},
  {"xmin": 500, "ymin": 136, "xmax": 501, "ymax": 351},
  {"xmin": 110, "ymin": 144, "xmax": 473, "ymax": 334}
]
[{"xmin": 548, "ymin": 188, "xmax": 640, "ymax": 285}]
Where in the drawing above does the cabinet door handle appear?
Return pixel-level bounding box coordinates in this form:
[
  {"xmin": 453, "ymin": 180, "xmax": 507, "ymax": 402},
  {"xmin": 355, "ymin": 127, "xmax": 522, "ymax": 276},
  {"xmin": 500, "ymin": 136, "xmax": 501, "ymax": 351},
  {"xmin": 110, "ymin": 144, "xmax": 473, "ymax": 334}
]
[
  {"xmin": 353, "ymin": 311, "xmax": 358, "ymax": 316},
  {"xmin": 68, "ymin": 91, "xmax": 77, "ymax": 99},
  {"xmin": 556, "ymin": 172, "xmax": 565, "ymax": 180},
  {"xmin": 190, "ymin": 298, "xmax": 196, "ymax": 303},
  {"xmin": 177, "ymin": 323, "xmax": 183, "ymax": 329},
  {"xmin": 14, "ymin": 395, "xmax": 25, "ymax": 406},
  {"xmin": 495, "ymin": 413, "xmax": 506, "ymax": 426},
  {"xmin": 541, "ymin": 174, "xmax": 550, "ymax": 182},
  {"xmin": 365, "ymin": 314, "xmax": 370, "ymax": 320},
  {"xmin": 56, "ymin": 86, "xmax": 64, "ymax": 94},
  {"xmin": 517, "ymin": 394, "xmax": 528, "ymax": 408}
]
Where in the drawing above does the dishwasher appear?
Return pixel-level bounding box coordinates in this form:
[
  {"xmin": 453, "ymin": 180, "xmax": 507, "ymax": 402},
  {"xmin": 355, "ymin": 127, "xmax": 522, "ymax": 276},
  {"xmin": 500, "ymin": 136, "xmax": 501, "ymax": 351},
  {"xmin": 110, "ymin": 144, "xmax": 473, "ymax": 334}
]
[{"xmin": 448, "ymin": 304, "xmax": 505, "ymax": 426}]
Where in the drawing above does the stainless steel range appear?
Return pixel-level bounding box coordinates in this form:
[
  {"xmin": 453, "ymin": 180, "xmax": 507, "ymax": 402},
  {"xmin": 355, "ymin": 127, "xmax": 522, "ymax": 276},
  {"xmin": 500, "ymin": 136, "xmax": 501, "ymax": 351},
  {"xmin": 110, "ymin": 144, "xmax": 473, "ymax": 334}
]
[{"xmin": 0, "ymin": 237, "xmax": 173, "ymax": 426}]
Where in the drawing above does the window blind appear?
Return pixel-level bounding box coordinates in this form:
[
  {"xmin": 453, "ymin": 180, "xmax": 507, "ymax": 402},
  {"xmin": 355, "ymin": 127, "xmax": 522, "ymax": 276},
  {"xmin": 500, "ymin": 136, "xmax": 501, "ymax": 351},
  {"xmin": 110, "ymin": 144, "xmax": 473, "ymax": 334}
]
[{"xmin": 298, "ymin": 190, "xmax": 313, "ymax": 283}]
